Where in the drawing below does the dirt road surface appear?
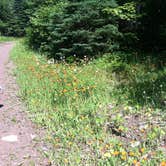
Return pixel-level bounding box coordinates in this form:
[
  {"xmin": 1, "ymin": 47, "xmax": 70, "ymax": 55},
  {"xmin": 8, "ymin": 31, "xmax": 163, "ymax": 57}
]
[{"xmin": 0, "ymin": 42, "xmax": 50, "ymax": 166}]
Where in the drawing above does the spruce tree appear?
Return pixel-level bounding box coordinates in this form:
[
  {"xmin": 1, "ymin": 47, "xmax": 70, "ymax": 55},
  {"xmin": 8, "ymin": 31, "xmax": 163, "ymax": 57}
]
[
  {"xmin": 0, "ymin": 0, "xmax": 14, "ymax": 35},
  {"xmin": 6, "ymin": 0, "xmax": 28, "ymax": 36},
  {"xmin": 28, "ymin": 0, "xmax": 122, "ymax": 60}
]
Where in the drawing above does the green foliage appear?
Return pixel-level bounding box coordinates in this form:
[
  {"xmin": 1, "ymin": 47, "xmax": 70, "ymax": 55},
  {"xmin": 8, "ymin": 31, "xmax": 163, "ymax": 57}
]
[
  {"xmin": 103, "ymin": 2, "xmax": 138, "ymax": 21},
  {"xmin": 0, "ymin": 0, "xmax": 63, "ymax": 36},
  {"xmin": 27, "ymin": 0, "xmax": 123, "ymax": 60},
  {"xmin": 104, "ymin": 1, "xmax": 140, "ymax": 49},
  {"xmin": 0, "ymin": 0, "xmax": 14, "ymax": 34},
  {"xmin": 8, "ymin": 0, "xmax": 28, "ymax": 36},
  {"xmin": 0, "ymin": 0, "xmax": 27, "ymax": 36},
  {"xmin": 26, "ymin": 1, "xmax": 67, "ymax": 50},
  {"xmin": 0, "ymin": 0, "xmax": 165, "ymax": 53},
  {"xmin": 106, "ymin": 52, "xmax": 166, "ymax": 108}
]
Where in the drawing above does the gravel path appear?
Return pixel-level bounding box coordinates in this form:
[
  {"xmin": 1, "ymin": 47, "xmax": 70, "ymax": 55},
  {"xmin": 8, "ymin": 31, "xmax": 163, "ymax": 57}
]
[{"xmin": 0, "ymin": 42, "xmax": 50, "ymax": 166}]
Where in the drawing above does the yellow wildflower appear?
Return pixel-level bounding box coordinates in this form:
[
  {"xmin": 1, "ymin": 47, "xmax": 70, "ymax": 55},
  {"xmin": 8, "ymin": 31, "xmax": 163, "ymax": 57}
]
[
  {"xmin": 129, "ymin": 151, "xmax": 135, "ymax": 156},
  {"xmin": 104, "ymin": 152, "xmax": 111, "ymax": 158},
  {"xmin": 113, "ymin": 151, "xmax": 120, "ymax": 156},
  {"xmin": 64, "ymin": 159, "xmax": 68, "ymax": 164},
  {"xmin": 121, "ymin": 151, "xmax": 127, "ymax": 156},
  {"xmin": 140, "ymin": 148, "xmax": 145, "ymax": 153},
  {"xmin": 121, "ymin": 155, "xmax": 127, "ymax": 160},
  {"xmin": 68, "ymin": 142, "xmax": 72, "ymax": 146}
]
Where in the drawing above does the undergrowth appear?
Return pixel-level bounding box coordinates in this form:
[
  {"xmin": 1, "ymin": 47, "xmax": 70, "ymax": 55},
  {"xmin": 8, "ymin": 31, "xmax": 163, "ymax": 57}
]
[
  {"xmin": 0, "ymin": 36, "xmax": 15, "ymax": 43},
  {"xmin": 11, "ymin": 41, "xmax": 166, "ymax": 166}
]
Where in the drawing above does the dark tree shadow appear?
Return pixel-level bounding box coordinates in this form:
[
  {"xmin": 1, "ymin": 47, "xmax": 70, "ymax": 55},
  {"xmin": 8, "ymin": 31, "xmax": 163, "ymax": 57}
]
[{"xmin": 118, "ymin": 74, "xmax": 166, "ymax": 109}]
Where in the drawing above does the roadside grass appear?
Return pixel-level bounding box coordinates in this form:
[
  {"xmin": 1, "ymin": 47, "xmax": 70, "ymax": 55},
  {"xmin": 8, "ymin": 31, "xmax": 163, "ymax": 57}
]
[
  {"xmin": 0, "ymin": 36, "xmax": 15, "ymax": 43},
  {"xmin": 11, "ymin": 41, "xmax": 166, "ymax": 165}
]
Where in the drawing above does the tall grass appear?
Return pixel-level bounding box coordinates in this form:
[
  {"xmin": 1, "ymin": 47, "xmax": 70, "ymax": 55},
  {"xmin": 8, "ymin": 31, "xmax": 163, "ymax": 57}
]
[
  {"xmin": 106, "ymin": 52, "xmax": 166, "ymax": 109},
  {"xmin": 11, "ymin": 41, "xmax": 166, "ymax": 165}
]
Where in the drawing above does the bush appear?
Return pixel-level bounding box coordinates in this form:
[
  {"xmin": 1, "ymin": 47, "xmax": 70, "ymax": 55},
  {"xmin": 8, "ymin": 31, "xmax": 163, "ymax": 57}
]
[{"xmin": 26, "ymin": 1, "xmax": 67, "ymax": 52}]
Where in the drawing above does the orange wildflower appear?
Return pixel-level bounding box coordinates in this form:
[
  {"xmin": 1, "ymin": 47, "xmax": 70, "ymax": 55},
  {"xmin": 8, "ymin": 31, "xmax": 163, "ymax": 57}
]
[
  {"xmin": 67, "ymin": 83, "xmax": 71, "ymax": 86},
  {"xmin": 160, "ymin": 161, "xmax": 166, "ymax": 166},
  {"xmin": 63, "ymin": 89, "xmax": 68, "ymax": 93},
  {"xmin": 133, "ymin": 160, "xmax": 140, "ymax": 166}
]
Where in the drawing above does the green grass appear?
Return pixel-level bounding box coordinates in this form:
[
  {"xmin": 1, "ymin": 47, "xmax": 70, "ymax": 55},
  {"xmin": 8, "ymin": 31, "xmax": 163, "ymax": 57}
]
[
  {"xmin": 0, "ymin": 36, "xmax": 15, "ymax": 43},
  {"xmin": 11, "ymin": 41, "xmax": 166, "ymax": 165},
  {"xmin": 106, "ymin": 51, "xmax": 166, "ymax": 108}
]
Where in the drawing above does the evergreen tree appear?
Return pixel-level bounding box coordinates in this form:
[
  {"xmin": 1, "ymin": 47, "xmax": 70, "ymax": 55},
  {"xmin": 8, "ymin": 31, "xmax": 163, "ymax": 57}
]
[
  {"xmin": 28, "ymin": 0, "xmax": 122, "ymax": 60},
  {"xmin": 7, "ymin": 0, "xmax": 28, "ymax": 36},
  {"xmin": 0, "ymin": 0, "xmax": 14, "ymax": 35}
]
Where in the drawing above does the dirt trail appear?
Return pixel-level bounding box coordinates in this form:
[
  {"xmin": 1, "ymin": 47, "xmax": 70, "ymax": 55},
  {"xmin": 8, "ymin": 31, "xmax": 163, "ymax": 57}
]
[{"xmin": 0, "ymin": 42, "xmax": 50, "ymax": 166}]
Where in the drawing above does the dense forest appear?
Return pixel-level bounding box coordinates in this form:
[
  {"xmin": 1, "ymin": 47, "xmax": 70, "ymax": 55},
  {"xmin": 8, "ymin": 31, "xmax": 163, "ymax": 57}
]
[
  {"xmin": 0, "ymin": 0, "xmax": 166, "ymax": 165},
  {"xmin": 1, "ymin": 0, "xmax": 166, "ymax": 56}
]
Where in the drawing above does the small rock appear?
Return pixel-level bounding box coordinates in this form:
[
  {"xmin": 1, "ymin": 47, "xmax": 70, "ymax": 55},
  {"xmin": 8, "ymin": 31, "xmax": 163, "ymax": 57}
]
[
  {"xmin": 1, "ymin": 135, "xmax": 18, "ymax": 142},
  {"xmin": 23, "ymin": 155, "xmax": 31, "ymax": 159}
]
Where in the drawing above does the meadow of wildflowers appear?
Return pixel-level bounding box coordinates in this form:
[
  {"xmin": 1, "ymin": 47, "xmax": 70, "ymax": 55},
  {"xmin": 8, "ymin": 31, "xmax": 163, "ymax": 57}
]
[{"xmin": 11, "ymin": 41, "xmax": 166, "ymax": 165}]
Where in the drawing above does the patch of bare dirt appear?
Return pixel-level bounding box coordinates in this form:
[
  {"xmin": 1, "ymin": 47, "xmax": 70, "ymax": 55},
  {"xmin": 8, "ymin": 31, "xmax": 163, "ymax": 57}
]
[{"xmin": 0, "ymin": 43, "xmax": 51, "ymax": 166}]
